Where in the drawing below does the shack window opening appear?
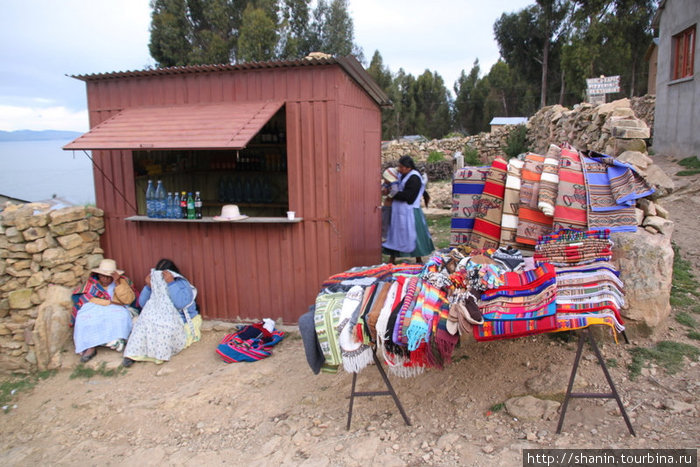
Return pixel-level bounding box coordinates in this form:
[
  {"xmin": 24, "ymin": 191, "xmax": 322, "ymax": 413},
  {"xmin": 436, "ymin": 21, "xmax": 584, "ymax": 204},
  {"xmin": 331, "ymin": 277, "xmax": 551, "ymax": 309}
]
[
  {"xmin": 132, "ymin": 108, "xmax": 288, "ymax": 218},
  {"xmin": 672, "ymin": 25, "xmax": 696, "ymax": 80}
]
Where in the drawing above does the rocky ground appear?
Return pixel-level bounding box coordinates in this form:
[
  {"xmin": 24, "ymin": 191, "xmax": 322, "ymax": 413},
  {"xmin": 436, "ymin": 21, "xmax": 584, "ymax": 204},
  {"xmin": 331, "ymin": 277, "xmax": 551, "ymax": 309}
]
[{"xmin": 0, "ymin": 153, "xmax": 698, "ymax": 466}]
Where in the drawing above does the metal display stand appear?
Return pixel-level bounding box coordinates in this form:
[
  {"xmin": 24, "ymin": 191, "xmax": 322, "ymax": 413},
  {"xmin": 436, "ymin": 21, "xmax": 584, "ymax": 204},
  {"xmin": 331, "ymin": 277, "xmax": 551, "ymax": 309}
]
[
  {"xmin": 346, "ymin": 348, "xmax": 412, "ymax": 430},
  {"xmin": 556, "ymin": 327, "xmax": 636, "ymax": 436}
]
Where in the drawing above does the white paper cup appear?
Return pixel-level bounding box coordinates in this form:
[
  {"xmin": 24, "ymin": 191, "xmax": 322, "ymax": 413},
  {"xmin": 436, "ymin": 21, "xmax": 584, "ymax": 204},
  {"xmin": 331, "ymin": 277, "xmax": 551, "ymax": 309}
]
[{"xmin": 287, "ymin": 211, "xmax": 295, "ymax": 220}]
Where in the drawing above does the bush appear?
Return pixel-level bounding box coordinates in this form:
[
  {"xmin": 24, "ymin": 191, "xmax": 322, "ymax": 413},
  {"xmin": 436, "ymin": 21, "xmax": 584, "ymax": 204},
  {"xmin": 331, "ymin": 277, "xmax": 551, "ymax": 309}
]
[
  {"xmin": 427, "ymin": 150, "xmax": 446, "ymax": 163},
  {"xmin": 463, "ymin": 146, "xmax": 481, "ymax": 166},
  {"xmin": 503, "ymin": 124, "xmax": 529, "ymax": 158}
]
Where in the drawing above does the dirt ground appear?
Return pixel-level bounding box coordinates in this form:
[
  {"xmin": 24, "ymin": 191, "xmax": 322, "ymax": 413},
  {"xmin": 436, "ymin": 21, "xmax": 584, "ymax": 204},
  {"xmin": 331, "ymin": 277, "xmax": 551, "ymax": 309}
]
[{"xmin": 1, "ymin": 153, "xmax": 699, "ymax": 466}]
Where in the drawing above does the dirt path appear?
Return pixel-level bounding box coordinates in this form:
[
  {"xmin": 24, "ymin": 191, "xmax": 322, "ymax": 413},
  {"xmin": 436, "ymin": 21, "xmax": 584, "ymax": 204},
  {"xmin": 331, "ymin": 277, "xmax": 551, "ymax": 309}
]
[{"xmin": 1, "ymin": 153, "xmax": 698, "ymax": 466}]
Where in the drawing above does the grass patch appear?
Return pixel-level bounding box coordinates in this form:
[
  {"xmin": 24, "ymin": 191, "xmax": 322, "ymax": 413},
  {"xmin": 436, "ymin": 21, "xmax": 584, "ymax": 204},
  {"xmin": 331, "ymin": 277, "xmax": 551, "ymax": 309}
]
[
  {"xmin": 426, "ymin": 215, "xmax": 452, "ymax": 250},
  {"xmin": 627, "ymin": 341, "xmax": 700, "ymax": 380},
  {"xmin": 687, "ymin": 331, "xmax": 700, "ymax": 341},
  {"xmin": 489, "ymin": 402, "xmax": 505, "ymax": 412},
  {"xmin": 70, "ymin": 362, "xmax": 127, "ymax": 379},
  {"xmin": 670, "ymin": 244, "xmax": 700, "ymax": 308},
  {"xmin": 427, "ymin": 150, "xmax": 446, "ymax": 163},
  {"xmin": 675, "ymin": 311, "xmax": 697, "ymax": 329},
  {"xmin": 0, "ymin": 370, "xmax": 56, "ymax": 411},
  {"xmin": 677, "ymin": 156, "xmax": 700, "ymax": 168},
  {"xmin": 463, "ymin": 146, "xmax": 481, "ymax": 166},
  {"xmin": 676, "ymin": 156, "xmax": 700, "ymax": 176},
  {"xmin": 606, "ymin": 358, "xmax": 618, "ymax": 368}
]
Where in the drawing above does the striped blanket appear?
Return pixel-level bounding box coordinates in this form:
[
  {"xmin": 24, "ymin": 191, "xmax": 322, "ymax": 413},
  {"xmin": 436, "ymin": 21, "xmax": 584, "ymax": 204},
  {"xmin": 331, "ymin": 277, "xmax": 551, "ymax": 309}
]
[
  {"xmin": 470, "ymin": 157, "xmax": 508, "ymax": 250},
  {"xmin": 553, "ymin": 145, "xmax": 588, "ymax": 231},
  {"xmin": 537, "ymin": 144, "xmax": 561, "ymax": 216},
  {"xmin": 473, "ymin": 310, "xmax": 558, "ymax": 341},
  {"xmin": 582, "ymin": 155, "xmax": 638, "ymax": 232},
  {"xmin": 516, "ymin": 153, "xmax": 554, "ymax": 246},
  {"xmin": 499, "ymin": 158, "xmax": 524, "ymax": 247},
  {"xmin": 451, "ymin": 165, "xmax": 489, "ymax": 245}
]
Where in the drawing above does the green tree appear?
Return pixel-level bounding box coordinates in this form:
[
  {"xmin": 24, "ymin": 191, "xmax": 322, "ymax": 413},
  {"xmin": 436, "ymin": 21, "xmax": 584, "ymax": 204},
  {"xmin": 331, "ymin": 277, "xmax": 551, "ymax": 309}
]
[
  {"xmin": 278, "ymin": 0, "xmax": 311, "ymax": 59},
  {"xmin": 367, "ymin": 51, "xmax": 396, "ymax": 139},
  {"xmin": 413, "ymin": 70, "xmax": 451, "ymax": 139},
  {"xmin": 149, "ymin": 0, "xmax": 192, "ymax": 67},
  {"xmin": 238, "ymin": 4, "xmax": 279, "ymax": 62},
  {"xmin": 453, "ymin": 60, "xmax": 487, "ymax": 135}
]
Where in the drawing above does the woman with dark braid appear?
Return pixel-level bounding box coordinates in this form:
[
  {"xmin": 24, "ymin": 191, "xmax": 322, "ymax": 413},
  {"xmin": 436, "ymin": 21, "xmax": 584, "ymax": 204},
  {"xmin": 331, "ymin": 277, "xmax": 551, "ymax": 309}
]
[{"xmin": 382, "ymin": 155, "xmax": 435, "ymax": 264}]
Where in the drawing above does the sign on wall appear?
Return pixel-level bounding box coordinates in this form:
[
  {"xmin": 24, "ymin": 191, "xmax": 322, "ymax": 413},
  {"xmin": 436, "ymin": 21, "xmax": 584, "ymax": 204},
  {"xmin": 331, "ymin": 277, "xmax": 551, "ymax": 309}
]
[{"xmin": 586, "ymin": 75, "xmax": 621, "ymax": 95}]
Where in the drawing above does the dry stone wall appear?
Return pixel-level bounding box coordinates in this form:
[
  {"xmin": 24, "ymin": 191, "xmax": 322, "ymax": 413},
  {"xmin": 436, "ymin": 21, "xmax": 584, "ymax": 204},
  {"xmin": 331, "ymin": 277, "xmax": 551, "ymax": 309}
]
[{"xmin": 0, "ymin": 203, "xmax": 105, "ymax": 373}]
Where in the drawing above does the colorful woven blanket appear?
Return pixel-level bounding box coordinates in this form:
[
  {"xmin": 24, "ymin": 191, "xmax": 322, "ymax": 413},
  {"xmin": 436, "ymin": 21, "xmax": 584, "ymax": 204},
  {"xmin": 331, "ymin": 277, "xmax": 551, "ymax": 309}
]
[
  {"xmin": 499, "ymin": 158, "xmax": 524, "ymax": 247},
  {"xmin": 473, "ymin": 310, "xmax": 558, "ymax": 341},
  {"xmin": 516, "ymin": 153, "xmax": 554, "ymax": 246},
  {"xmin": 537, "ymin": 144, "xmax": 561, "ymax": 216},
  {"xmin": 553, "ymin": 145, "xmax": 588, "ymax": 231},
  {"xmin": 451, "ymin": 165, "xmax": 489, "ymax": 245},
  {"xmin": 470, "ymin": 157, "xmax": 508, "ymax": 250},
  {"xmin": 582, "ymin": 155, "xmax": 638, "ymax": 232},
  {"xmin": 313, "ymin": 292, "xmax": 346, "ymax": 373}
]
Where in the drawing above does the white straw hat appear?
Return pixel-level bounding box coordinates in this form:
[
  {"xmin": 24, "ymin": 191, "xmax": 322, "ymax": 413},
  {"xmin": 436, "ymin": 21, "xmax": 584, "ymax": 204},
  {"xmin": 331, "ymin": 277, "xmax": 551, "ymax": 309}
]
[
  {"xmin": 91, "ymin": 258, "xmax": 123, "ymax": 276},
  {"xmin": 213, "ymin": 204, "xmax": 249, "ymax": 221}
]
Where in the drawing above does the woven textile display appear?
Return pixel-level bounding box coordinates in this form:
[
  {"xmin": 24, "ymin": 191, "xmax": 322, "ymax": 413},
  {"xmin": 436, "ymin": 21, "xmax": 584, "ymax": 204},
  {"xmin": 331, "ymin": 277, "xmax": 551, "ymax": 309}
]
[
  {"xmin": 516, "ymin": 153, "xmax": 554, "ymax": 247},
  {"xmin": 499, "ymin": 158, "xmax": 525, "ymax": 247},
  {"xmin": 552, "ymin": 145, "xmax": 588, "ymax": 231},
  {"xmin": 469, "ymin": 157, "xmax": 508, "ymax": 250},
  {"xmin": 450, "ymin": 165, "xmax": 489, "ymax": 246},
  {"xmin": 535, "ymin": 229, "xmax": 625, "ymax": 337}
]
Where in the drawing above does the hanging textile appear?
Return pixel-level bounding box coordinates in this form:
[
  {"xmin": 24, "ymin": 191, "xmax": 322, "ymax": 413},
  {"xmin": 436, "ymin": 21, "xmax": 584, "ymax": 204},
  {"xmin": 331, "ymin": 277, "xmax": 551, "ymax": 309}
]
[
  {"xmin": 469, "ymin": 157, "xmax": 508, "ymax": 250},
  {"xmin": 499, "ymin": 158, "xmax": 525, "ymax": 248},
  {"xmin": 553, "ymin": 145, "xmax": 588, "ymax": 231},
  {"xmin": 516, "ymin": 153, "xmax": 554, "ymax": 246},
  {"xmin": 450, "ymin": 165, "xmax": 489, "ymax": 246},
  {"xmin": 537, "ymin": 144, "xmax": 561, "ymax": 216}
]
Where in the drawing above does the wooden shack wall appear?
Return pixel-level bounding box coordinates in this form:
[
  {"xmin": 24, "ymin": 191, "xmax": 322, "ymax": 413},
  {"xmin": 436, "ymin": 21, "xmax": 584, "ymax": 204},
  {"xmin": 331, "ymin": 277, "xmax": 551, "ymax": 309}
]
[{"xmin": 81, "ymin": 65, "xmax": 382, "ymax": 323}]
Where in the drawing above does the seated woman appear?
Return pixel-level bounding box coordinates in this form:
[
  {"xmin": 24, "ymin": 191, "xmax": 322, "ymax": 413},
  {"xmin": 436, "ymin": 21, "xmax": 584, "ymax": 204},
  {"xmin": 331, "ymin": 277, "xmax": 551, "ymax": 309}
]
[
  {"xmin": 72, "ymin": 259, "xmax": 139, "ymax": 363},
  {"xmin": 122, "ymin": 258, "xmax": 201, "ymax": 367}
]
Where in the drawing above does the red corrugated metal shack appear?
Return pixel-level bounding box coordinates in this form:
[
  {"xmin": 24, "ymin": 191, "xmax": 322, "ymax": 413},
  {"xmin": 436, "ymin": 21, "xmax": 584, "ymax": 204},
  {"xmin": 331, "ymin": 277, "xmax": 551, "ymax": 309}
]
[{"xmin": 64, "ymin": 55, "xmax": 392, "ymax": 323}]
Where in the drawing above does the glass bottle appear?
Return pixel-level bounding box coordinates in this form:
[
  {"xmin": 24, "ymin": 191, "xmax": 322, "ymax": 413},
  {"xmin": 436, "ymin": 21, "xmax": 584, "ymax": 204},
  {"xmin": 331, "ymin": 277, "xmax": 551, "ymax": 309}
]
[
  {"xmin": 166, "ymin": 192, "xmax": 173, "ymax": 218},
  {"xmin": 194, "ymin": 191, "xmax": 202, "ymax": 219}
]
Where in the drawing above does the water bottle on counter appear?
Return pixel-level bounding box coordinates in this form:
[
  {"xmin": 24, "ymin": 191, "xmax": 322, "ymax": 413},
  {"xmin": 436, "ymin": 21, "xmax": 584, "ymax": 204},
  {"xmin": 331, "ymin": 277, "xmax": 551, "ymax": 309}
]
[
  {"xmin": 166, "ymin": 192, "xmax": 174, "ymax": 218},
  {"xmin": 145, "ymin": 180, "xmax": 155, "ymax": 217},
  {"xmin": 173, "ymin": 192, "xmax": 181, "ymax": 218},
  {"xmin": 155, "ymin": 180, "xmax": 166, "ymax": 218}
]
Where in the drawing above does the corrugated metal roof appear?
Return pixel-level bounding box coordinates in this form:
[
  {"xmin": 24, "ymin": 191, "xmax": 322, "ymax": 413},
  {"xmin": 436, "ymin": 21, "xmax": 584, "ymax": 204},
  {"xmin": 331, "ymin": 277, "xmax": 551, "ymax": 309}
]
[
  {"xmin": 68, "ymin": 55, "xmax": 392, "ymax": 108},
  {"xmin": 63, "ymin": 101, "xmax": 284, "ymax": 150},
  {"xmin": 490, "ymin": 117, "xmax": 528, "ymax": 125}
]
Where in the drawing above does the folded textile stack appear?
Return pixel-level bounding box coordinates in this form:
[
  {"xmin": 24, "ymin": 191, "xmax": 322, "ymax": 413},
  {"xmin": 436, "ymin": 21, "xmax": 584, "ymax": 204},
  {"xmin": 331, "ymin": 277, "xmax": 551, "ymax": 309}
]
[
  {"xmin": 450, "ymin": 165, "xmax": 490, "ymax": 246},
  {"xmin": 534, "ymin": 229, "xmax": 625, "ymax": 337},
  {"xmin": 473, "ymin": 263, "xmax": 558, "ymax": 341}
]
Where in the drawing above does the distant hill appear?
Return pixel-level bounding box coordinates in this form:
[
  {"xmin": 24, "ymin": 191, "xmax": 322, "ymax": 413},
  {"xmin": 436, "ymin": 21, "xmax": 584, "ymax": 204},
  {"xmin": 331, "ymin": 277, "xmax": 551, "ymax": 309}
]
[{"xmin": 0, "ymin": 130, "xmax": 82, "ymax": 142}]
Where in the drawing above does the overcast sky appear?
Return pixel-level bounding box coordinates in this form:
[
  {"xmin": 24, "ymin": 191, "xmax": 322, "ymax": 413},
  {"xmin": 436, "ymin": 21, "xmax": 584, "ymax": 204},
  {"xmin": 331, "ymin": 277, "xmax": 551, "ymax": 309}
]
[{"xmin": 0, "ymin": 0, "xmax": 532, "ymax": 132}]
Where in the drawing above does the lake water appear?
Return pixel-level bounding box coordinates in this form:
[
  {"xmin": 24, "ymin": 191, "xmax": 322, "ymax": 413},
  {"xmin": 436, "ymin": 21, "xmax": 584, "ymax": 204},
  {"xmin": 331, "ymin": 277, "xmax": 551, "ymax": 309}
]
[{"xmin": 0, "ymin": 140, "xmax": 95, "ymax": 205}]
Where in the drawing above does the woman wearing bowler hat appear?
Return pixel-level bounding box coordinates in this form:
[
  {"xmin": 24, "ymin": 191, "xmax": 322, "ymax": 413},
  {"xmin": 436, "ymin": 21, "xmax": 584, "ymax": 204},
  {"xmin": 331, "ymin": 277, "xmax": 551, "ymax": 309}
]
[
  {"xmin": 71, "ymin": 259, "xmax": 139, "ymax": 362},
  {"xmin": 382, "ymin": 155, "xmax": 435, "ymax": 264}
]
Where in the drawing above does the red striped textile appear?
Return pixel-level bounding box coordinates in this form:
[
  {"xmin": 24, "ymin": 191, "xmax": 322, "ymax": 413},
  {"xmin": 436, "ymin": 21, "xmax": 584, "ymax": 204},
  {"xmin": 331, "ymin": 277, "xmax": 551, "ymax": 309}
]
[{"xmin": 469, "ymin": 157, "xmax": 508, "ymax": 250}]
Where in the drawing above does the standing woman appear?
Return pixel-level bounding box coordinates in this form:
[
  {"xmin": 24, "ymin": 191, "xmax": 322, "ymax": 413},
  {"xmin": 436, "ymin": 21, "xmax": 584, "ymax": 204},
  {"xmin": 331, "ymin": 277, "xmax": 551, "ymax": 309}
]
[{"xmin": 382, "ymin": 155, "xmax": 435, "ymax": 264}]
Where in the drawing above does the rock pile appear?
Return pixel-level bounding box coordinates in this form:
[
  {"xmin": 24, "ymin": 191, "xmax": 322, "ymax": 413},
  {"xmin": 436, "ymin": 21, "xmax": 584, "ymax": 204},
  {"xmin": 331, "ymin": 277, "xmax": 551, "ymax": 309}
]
[
  {"xmin": 0, "ymin": 203, "xmax": 105, "ymax": 373},
  {"xmin": 382, "ymin": 127, "xmax": 514, "ymax": 166}
]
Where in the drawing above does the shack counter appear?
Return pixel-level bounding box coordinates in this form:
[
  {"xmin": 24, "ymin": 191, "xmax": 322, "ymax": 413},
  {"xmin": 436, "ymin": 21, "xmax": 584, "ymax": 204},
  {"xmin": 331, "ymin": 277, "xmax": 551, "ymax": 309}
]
[{"xmin": 64, "ymin": 56, "xmax": 392, "ymax": 323}]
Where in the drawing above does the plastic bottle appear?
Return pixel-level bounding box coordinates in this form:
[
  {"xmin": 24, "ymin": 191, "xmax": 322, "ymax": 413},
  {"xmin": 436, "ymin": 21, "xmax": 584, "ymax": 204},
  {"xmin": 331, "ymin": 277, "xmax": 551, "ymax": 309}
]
[
  {"xmin": 155, "ymin": 180, "xmax": 166, "ymax": 218},
  {"xmin": 194, "ymin": 191, "xmax": 202, "ymax": 219},
  {"xmin": 180, "ymin": 191, "xmax": 187, "ymax": 218},
  {"xmin": 187, "ymin": 192, "xmax": 195, "ymax": 219},
  {"xmin": 166, "ymin": 192, "xmax": 174, "ymax": 218},
  {"xmin": 145, "ymin": 180, "xmax": 155, "ymax": 217},
  {"xmin": 171, "ymin": 191, "xmax": 182, "ymax": 219}
]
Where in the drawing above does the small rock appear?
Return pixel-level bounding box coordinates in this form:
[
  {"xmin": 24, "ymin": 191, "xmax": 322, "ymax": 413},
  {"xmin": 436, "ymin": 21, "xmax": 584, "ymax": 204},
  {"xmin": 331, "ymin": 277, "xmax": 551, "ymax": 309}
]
[{"xmin": 482, "ymin": 444, "xmax": 495, "ymax": 454}]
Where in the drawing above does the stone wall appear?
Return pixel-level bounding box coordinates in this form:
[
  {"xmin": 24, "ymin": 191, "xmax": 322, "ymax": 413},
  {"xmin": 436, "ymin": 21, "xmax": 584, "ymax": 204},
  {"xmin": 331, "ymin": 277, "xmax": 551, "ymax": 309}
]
[{"xmin": 0, "ymin": 204, "xmax": 105, "ymax": 373}]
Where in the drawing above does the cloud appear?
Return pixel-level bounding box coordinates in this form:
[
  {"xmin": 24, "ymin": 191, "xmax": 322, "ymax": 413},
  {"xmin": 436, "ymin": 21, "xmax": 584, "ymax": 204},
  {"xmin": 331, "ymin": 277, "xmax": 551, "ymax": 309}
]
[{"xmin": 0, "ymin": 105, "xmax": 88, "ymax": 132}]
